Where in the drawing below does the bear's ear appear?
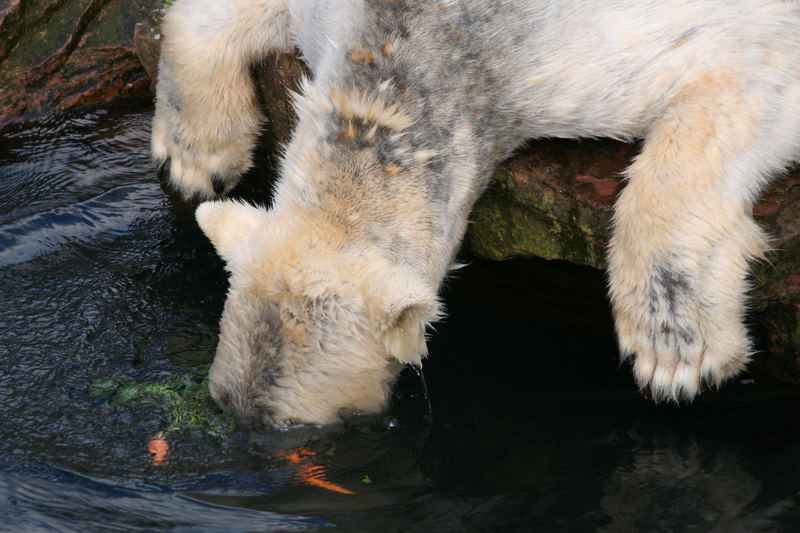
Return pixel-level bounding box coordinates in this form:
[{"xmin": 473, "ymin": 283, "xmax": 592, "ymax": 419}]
[
  {"xmin": 373, "ymin": 282, "xmax": 442, "ymax": 366},
  {"xmin": 196, "ymin": 200, "xmax": 267, "ymax": 262}
]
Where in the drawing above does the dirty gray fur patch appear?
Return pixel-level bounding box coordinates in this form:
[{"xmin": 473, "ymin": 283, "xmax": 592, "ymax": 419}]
[
  {"xmin": 209, "ymin": 302, "xmax": 285, "ymax": 426},
  {"xmin": 171, "ymin": 135, "xmax": 194, "ymax": 154},
  {"xmin": 659, "ymin": 322, "xmax": 696, "ymax": 346},
  {"xmin": 367, "ymin": 230, "xmax": 414, "ymax": 263},
  {"xmin": 648, "ymin": 264, "xmax": 698, "ymax": 349},
  {"xmin": 369, "ymin": 0, "xmax": 420, "ymax": 38},
  {"xmin": 249, "ymin": 303, "xmax": 285, "ymax": 391},
  {"xmin": 654, "ymin": 264, "xmax": 691, "ymax": 313},
  {"xmin": 167, "ymin": 91, "xmax": 182, "ymax": 113},
  {"xmin": 329, "ymin": 0, "xmax": 526, "ymax": 166}
]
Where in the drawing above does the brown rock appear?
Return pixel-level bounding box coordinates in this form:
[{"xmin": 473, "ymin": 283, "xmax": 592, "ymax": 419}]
[
  {"xmin": 0, "ymin": 0, "xmax": 152, "ymax": 129},
  {"xmin": 133, "ymin": 21, "xmax": 159, "ymax": 93}
]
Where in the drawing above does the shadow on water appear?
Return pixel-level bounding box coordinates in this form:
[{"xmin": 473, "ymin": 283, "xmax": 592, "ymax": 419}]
[{"xmin": 1, "ymin": 100, "xmax": 799, "ymax": 532}]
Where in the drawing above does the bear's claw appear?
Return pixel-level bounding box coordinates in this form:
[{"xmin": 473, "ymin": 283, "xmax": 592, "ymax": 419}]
[{"xmin": 157, "ymin": 158, "xmax": 170, "ymax": 182}]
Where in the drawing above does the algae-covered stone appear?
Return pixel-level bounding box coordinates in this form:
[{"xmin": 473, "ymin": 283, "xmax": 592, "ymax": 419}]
[{"xmin": 468, "ymin": 139, "xmax": 633, "ymax": 268}]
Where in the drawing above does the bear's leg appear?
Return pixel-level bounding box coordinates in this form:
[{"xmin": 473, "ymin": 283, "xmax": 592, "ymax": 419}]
[
  {"xmin": 152, "ymin": 0, "xmax": 292, "ymax": 199},
  {"xmin": 608, "ymin": 71, "xmax": 799, "ymax": 401}
]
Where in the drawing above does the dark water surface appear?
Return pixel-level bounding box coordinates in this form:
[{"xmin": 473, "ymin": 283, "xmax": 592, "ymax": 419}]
[{"xmin": 1, "ymin": 101, "xmax": 799, "ymax": 532}]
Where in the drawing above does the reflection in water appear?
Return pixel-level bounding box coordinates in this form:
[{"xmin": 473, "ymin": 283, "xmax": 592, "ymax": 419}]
[
  {"xmin": 0, "ymin": 101, "xmax": 799, "ymax": 531},
  {"xmin": 601, "ymin": 437, "xmax": 800, "ymax": 532},
  {"xmin": 602, "ymin": 440, "xmax": 760, "ymax": 531}
]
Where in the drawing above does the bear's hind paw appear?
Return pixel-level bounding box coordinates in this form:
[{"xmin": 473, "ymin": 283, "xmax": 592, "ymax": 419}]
[{"xmin": 622, "ymin": 327, "xmax": 750, "ymax": 403}]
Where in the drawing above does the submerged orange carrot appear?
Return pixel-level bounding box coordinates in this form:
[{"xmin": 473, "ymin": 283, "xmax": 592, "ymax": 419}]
[
  {"xmin": 275, "ymin": 446, "xmax": 355, "ymax": 495},
  {"xmin": 148, "ymin": 435, "xmax": 169, "ymax": 465},
  {"xmin": 297, "ymin": 463, "xmax": 356, "ymax": 495}
]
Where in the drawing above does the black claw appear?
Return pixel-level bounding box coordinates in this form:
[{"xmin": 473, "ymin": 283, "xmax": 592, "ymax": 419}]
[
  {"xmin": 211, "ymin": 174, "xmax": 225, "ymax": 195},
  {"xmin": 156, "ymin": 158, "xmax": 170, "ymax": 182}
]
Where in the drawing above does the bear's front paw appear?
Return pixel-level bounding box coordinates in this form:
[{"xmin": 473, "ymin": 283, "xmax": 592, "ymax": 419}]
[
  {"xmin": 151, "ymin": 104, "xmax": 257, "ymax": 200},
  {"xmin": 612, "ymin": 264, "xmax": 750, "ymax": 402},
  {"xmin": 150, "ymin": 67, "xmax": 262, "ymax": 200}
]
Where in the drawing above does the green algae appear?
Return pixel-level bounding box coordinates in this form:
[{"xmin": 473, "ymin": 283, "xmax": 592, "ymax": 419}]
[
  {"xmin": 2, "ymin": 0, "xmax": 88, "ymax": 71},
  {"xmin": 83, "ymin": 0, "xmax": 150, "ymax": 49},
  {"xmin": 92, "ymin": 368, "xmax": 234, "ymax": 438},
  {"xmin": 468, "ymin": 169, "xmax": 606, "ymax": 268}
]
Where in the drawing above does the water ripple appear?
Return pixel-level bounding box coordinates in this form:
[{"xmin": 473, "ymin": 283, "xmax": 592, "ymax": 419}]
[
  {"xmin": 0, "ymin": 466, "xmax": 329, "ymax": 532},
  {"xmin": 0, "ymin": 184, "xmax": 162, "ymax": 266}
]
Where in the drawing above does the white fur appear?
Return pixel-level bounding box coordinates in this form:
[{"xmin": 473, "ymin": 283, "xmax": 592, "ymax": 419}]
[{"xmin": 154, "ymin": 0, "xmax": 800, "ymax": 423}]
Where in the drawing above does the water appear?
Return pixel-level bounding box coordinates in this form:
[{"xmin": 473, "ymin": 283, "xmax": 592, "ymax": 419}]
[{"xmin": 1, "ymin": 100, "xmax": 799, "ymax": 532}]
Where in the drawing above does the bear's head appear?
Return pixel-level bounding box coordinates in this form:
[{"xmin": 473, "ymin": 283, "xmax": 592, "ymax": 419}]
[{"xmin": 195, "ymin": 200, "xmax": 441, "ymax": 427}]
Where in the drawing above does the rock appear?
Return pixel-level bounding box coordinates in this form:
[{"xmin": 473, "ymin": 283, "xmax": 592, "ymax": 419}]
[
  {"xmin": 0, "ymin": 0, "xmax": 153, "ymax": 129},
  {"xmin": 467, "ymin": 139, "xmax": 634, "ymax": 269},
  {"xmin": 133, "ymin": 21, "xmax": 159, "ymax": 93}
]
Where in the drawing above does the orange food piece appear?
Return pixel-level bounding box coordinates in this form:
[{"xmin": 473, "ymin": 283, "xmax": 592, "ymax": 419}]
[
  {"xmin": 281, "ymin": 447, "xmax": 313, "ymax": 464},
  {"xmin": 148, "ymin": 435, "xmax": 169, "ymax": 465},
  {"xmin": 274, "ymin": 446, "xmax": 355, "ymax": 495},
  {"xmin": 297, "ymin": 464, "xmax": 356, "ymax": 495}
]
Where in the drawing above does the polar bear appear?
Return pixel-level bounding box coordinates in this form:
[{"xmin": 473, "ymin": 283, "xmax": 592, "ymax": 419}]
[{"xmin": 152, "ymin": 0, "xmax": 800, "ymax": 426}]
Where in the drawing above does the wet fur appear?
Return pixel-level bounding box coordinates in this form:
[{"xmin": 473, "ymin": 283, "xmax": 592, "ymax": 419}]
[{"xmin": 153, "ymin": 0, "xmax": 800, "ymax": 425}]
